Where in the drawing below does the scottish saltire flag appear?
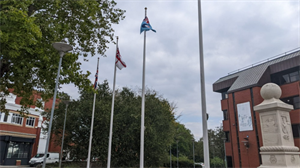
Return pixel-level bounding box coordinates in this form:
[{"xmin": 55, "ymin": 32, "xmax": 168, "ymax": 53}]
[
  {"xmin": 93, "ymin": 65, "xmax": 98, "ymax": 89},
  {"xmin": 140, "ymin": 16, "xmax": 156, "ymax": 34},
  {"xmin": 116, "ymin": 48, "xmax": 126, "ymax": 70}
]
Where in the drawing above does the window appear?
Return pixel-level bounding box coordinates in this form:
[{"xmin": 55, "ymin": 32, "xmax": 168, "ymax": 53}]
[
  {"xmin": 26, "ymin": 117, "xmax": 35, "ymax": 127},
  {"xmin": 226, "ymin": 156, "xmax": 233, "ymax": 168},
  {"xmin": 11, "ymin": 114, "xmax": 23, "ymax": 125},
  {"xmin": 225, "ymin": 131, "xmax": 230, "ymax": 142},
  {"xmin": 282, "ymin": 74, "xmax": 290, "ymax": 84},
  {"xmin": 292, "ymin": 124, "xmax": 300, "ymax": 138},
  {"xmin": 294, "ymin": 97, "xmax": 300, "ymax": 109},
  {"xmin": 6, "ymin": 142, "xmax": 30, "ymax": 158},
  {"xmin": 3, "ymin": 113, "xmax": 9, "ymax": 122},
  {"xmin": 222, "ymin": 92, "xmax": 228, "ymax": 100},
  {"xmin": 271, "ymin": 67, "xmax": 300, "ymax": 85},
  {"xmin": 33, "ymin": 153, "xmax": 49, "ymax": 158},
  {"xmin": 289, "ymin": 71, "xmax": 299, "ymax": 82},
  {"xmin": 281, "ymin": 96, "xmax": 300, "ymax": 109},
  {"xmin": 223, "ymin": 110, "xmax": 228, "ymax": 120}
]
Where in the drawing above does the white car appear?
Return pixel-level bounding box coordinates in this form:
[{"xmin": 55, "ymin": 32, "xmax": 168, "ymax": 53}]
[{"xmin": 29, "ymin": 153, "xmax": 59, "ymax": 166}]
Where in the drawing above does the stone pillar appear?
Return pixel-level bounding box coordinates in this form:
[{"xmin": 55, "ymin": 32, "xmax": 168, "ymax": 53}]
[{"xmin": 254, "ymin": 83, "xmax": 300, "ymax": 168}]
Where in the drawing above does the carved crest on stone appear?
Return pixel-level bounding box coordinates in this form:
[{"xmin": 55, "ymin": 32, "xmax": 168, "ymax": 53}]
[
  {"xmin": 291, "ymin": 155, "xmax": 295, "ymax": 163},
  {"xmin": 281, "ymin": 115, "xmax": 291, "ymax": 141},
  {"xmin": 262, "ymin": 115, "xmax": 278, "ymax": 133},
  {"xmin": 269, "ymin": 155, "xmax": 277, "ymax": 164},
  {"xmin": 262, "ymin": 114, "xmax": 279, "ymax": 145}
]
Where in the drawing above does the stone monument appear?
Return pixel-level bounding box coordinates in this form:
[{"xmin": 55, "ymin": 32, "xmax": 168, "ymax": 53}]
[{"xmin": 254, "ymin": 83, "xmax": 300, "ymax": 168}]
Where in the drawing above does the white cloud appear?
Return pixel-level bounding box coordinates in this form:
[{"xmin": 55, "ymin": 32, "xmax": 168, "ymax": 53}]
[{"xmin": 61, "ymin": 0, "xmax": 300, "ymax": 140}]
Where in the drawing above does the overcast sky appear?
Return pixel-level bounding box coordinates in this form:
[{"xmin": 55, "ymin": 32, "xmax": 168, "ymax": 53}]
[{"xmin": 62, "ymin": 0, "xmax": 300, "ymax": 140}]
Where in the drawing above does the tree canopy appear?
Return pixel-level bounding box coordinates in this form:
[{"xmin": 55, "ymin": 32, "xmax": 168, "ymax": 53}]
[
  {"xmin": 46, "ymin": 81, "xmax": 227, "ymax": 167},
  {"xmin": 0, "ymin": 0, "xmax": 125, "ymax": 114},
  {"xmin": 49, "ymin": 81, "xmax": 177, "ymax": 167}
]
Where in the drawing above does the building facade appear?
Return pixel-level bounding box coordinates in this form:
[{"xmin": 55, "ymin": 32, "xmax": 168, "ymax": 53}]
[
  {"xmin": 213, "ymin": 49, "xmax": 300, "ymax": 168},
  {"xmin": 0, "ymin": 92, "xmax": 61, "ymax": 165}
]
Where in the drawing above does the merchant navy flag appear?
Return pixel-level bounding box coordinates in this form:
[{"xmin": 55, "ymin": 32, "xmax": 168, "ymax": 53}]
[
  {"xmin": 140, "ymin": 16, "xmax": 156, "ymax": 34},
  {"xmin": 115, "ymin": 48, "xmax": 126, "ymax": 70}
]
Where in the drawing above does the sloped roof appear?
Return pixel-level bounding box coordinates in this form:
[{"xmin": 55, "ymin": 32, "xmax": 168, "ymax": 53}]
[{"xmin": 213, "ymin": 49, "xmax": 300, "ymax": 93}]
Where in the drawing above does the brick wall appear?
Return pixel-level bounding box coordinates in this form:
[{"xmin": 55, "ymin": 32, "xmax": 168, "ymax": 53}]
[{"xmin": 221, "ymin": 82, "xmax": 300, "ymax": 167}]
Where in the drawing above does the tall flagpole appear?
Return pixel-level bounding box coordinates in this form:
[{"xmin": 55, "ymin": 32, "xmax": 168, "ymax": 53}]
[
  {"xmin": 107, "ymin": 36, "xmax": 118, "ymax": 168},
  {"xmin": 140, "ymin": 7, "xmax": 147, "ymax": 168},
  {"xmin": 197, "ymin": 0, "xmax": 210, "ymax": 168},
  {"xmin": 87, "ymin": 57, "xmax": 99, "ymax": 168}
]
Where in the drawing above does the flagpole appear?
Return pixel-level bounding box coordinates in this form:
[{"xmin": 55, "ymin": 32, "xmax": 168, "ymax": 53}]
[
  {"xmin": 197, "ymin": 0, "xmax": 210, "ymax": 168},
  {"xmin": 140, "ymin": 7, "xmax": 147, "ymax": 168},
  {"xmin": 107, "ymin": 37, "xmax": 118, "ymax": 168},
  {"xmin": 87, "ymin": 57, "xmax": 99, "ymax": 168}
]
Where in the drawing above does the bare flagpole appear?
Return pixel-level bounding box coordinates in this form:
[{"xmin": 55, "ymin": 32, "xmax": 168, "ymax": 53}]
[
  {"xmin": 87, "ymin": 57, "xmax": 99, "ymax": 168},
  {"xmin": 107, "ymin": 36, "xmax": 119, "ymax": 168},
  {"xmin": 197, "ymin": 0, "xmax": 210, "ymax": 168},
  {"xmin": 140, "ymin": 7, "xmax": 147, "ymax": 168}
]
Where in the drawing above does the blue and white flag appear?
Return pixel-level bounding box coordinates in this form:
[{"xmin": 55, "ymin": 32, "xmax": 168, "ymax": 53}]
[{"xmin": 140, "ymin": 16, "xmax": 156, "ymax": 34}]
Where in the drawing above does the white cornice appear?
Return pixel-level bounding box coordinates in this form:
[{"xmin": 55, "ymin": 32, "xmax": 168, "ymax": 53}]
[
  {"xmin": 2, "ymin": 92, "xmax": 45, "ymax": 116},
  {"xmin": 5, "ymin": 103, "xmax": 43, "ymax": 116}
]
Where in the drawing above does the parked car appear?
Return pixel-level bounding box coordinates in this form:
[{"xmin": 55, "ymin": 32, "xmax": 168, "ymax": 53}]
[{"xmin": 29, "ymin": 153, "xmax": 59, "ymax": 167}]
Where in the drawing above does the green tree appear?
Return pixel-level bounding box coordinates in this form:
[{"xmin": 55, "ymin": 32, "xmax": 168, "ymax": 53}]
[
  {"xmin": 208, "ymin": 127, "xmax": 226, "ymax": 161},
  {"xmin": 168, "ymin": 122, "xmax": 195, "ymax": 167},
  {"xmin": 194, "ymin": 127, "xmax": 226, "ymax": 166},
  {"xmin": 174, "ymin": 123, "xmax": 194, "ymax": 158},
  {"xmin": 143, "ymin": 91, "xmax": 176, "ymax": 166},
  {"xmin": 194, "ymin": 139, "xmax": 204, "ymax": 164},
  {"xmin": 210, "ymin": 157, "xmax": 225, "ymax": 168},
  {"xmin": 0, "ymin": 0, "xmax": 125, "ymax": 115},
  {"xmin": 49, "ymin": 81, "xmax": 112, "ymax": 164},
  {"xmin": 50, "ymin": 81, "xmax": 177, "ymax": 167}
]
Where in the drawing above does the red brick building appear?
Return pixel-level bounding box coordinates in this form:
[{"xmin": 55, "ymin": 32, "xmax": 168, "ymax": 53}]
[
  {"xmin": 0, "ymin": 92, "xmax": 61, "ymax": 165},
  {"xmin": 213, "ymin": 49, "xmax": 300, "ymax": 168}
]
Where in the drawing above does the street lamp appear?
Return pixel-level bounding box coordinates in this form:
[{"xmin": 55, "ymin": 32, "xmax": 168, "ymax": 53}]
[
  {"xmin": 222, "ymin": 137, "xmax": 227, "ymax": 168},
  {"xmin": 170, "ymin": 144, "xmax": 172, "ymax": 168},
  {"xmin": 59, "ymin": 100, "xmax": 69, "ymax": 168},
  {"xmin": 177, "ymin": 140, "xmax": 179, "ymax": 168},
  {"xmin": 192, "ymin": 140, "xmax": 195, "ymax": 168},
  {"xmin": 42, "ymin": 40, "xmax": 73, "ymax": 168}
]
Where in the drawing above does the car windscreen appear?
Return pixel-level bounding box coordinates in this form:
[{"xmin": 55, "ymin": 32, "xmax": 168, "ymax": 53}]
[{"xmin": 34, "ymin": 154, "xmax": 45, "ymax": 158}]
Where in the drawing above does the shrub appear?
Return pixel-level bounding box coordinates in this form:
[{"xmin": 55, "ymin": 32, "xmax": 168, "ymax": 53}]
[{"xmin": 210, "ymin": 157, "xmax": 225, "ymax": 168}]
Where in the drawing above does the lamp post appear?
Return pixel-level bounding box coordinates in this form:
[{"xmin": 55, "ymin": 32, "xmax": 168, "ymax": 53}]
[
  {"xmin": 42, "ymin": 40, "xmax": 73, "ymax": 168},
  {"xmin": 170, "ymin": 144, "xmax": 172, "ymax": 168},
  {"xmin": 59, "ymin": 100, "xmax": 69, "ymax": 168},
  {"xmin": 192, "ymin": 140, "xmax": 195, "ymax": 168},
  {"xmin": 177, "ymin": 140, "xmax": 179, "ymax": 168},
  {"xmin": 222, "ymin": 137, "xmax": 227, "ymax": 168}
]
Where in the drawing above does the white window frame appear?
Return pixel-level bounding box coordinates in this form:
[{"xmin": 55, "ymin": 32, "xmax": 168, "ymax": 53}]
[
  {"xmin": 26, "ymin": 117, "xmax": 35, "ymax": 127},
  {"xmin": 0, "ymin": 113, "xmax": 12, "ymax": 123},
  {"xmin": 11, "ymin": 113, "xmax": 23, "ymax": 125}
]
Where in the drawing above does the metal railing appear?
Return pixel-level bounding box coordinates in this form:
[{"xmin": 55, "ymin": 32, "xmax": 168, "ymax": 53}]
[{"xmin": 227, "ymin": 47, "xmax": 300, "ymax": 75}]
